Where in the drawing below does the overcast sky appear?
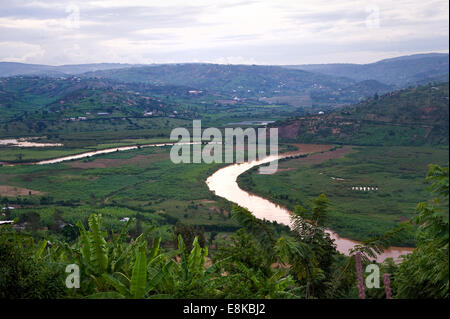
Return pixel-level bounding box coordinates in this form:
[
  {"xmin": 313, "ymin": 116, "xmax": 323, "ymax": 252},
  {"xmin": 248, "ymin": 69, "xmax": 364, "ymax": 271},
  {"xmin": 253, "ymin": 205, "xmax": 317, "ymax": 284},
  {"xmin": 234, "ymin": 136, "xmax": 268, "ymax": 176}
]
[{"xmin": 0, "ymin": 0, "xmax": 448, "ymax": 65}]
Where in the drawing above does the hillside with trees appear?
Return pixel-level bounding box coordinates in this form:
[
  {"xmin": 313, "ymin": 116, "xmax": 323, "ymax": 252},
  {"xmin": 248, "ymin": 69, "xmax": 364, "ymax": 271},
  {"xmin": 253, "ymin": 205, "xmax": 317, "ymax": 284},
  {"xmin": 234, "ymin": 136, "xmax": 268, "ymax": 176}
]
[{"xmin": 275, "ymin": 82, "xmax": 449, "ymax": 146}]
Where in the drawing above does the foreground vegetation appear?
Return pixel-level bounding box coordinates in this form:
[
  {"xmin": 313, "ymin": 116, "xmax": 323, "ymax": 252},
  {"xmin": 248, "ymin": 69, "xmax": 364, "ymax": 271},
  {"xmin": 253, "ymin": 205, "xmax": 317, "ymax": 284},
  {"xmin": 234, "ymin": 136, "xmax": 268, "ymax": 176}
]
[{"xmin": 0, "ymin": 165, "xmax": 448, "ymax": 299}]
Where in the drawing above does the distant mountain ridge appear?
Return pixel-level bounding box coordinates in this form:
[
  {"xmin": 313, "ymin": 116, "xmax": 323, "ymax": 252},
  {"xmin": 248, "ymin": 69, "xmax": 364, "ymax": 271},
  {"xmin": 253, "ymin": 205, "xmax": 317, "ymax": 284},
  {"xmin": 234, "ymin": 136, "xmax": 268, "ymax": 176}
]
[
  {"xmin": 1, "ymin": 53, "xmax": 447, "ymax": 90},
  {"xmin": 284, "ymin": 53, "xmax": 449, "ymax": 87}
]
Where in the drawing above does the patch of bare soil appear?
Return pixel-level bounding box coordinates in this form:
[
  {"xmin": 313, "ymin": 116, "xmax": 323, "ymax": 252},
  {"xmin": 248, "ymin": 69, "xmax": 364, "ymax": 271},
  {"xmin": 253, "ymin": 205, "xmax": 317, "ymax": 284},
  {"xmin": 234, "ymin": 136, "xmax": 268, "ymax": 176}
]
[{"xmin": 0, "ymin": 185, "xmax": 44, "ymax": 197}]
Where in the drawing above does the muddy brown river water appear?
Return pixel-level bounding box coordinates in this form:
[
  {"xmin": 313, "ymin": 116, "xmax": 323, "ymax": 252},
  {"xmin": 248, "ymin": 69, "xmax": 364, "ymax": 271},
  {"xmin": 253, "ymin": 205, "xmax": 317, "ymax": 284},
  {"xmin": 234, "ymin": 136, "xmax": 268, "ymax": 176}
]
[{"xmin": 206, "ymin": 145, "xmax": 414, "ymax": 262}]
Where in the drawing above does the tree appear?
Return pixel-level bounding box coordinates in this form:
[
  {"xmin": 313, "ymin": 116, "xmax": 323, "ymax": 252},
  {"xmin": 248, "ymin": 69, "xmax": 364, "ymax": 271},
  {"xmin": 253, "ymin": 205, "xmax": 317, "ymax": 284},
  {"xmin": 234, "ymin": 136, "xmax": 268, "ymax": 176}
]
[
  {"xmin": 20, "ymin": 211, "xmax": 42, "ymax": 232},
  {"xmin": 0, "ymin": 228, "xmax": 67, "ymax": 298},
  {"xmin": 289, "ymin": 194, "xmax": 337, "ymax": 298},
  {"xmin": 394, "ymin": 165, "xmax": 449, "ymax": 298},
  {"xmin": 173, "ymin": 223, "xmax": 206, "ymax": 251}
]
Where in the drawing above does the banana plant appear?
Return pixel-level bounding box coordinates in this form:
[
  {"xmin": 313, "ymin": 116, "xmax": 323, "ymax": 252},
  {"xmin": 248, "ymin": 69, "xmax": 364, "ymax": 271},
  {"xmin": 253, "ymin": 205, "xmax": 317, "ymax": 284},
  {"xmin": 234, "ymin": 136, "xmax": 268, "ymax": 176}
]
[
  {"xmin": 33, "ymin": 239, "xmax": 48, "ymax": 261},
  {"xmin": 51, "ymin": 214, "xmax": 224, "ymax": 298},
  {"xmin": 88, "ymin": 246, "xmax": 148, "ymax": 299},
  {"xmin": 87, "ymin": 214, "xmax": 109, "ymax": 274},
  {"xmin": 149, "ymin": 235, "xmax": 224, "ymax": 298},
  {"xmin": 52, "ymin": 214, "xmax": 150, "ymax": 295}
]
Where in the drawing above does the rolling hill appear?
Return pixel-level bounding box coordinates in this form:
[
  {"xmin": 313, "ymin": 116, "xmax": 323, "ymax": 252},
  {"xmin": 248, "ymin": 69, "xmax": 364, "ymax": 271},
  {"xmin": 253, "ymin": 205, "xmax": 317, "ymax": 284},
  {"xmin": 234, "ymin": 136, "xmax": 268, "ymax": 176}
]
[
  {"xmin": 82, "ymin": 63, "xmax": 354, "ymax": 96},
  {"xmin": 285, "ymin": 53, "xmax": 449, "ymax": 87},
  {"xmin": 0, "ymin": 76, "xmax": 178, "ymax": 123},
  {"xmin": 274, "ymin": 82, "xmax": 449, "ymax": 146},
  {"xmin": 2, "ymin": 53, "xmax": 447, "ymax": 109},
  {"xmin": 83, "ymin": 63, "xmax": 397, "ymax": 106},
  {"xmin": 1, "ymin": 64, "xmax": 396, "ymax": 109}
]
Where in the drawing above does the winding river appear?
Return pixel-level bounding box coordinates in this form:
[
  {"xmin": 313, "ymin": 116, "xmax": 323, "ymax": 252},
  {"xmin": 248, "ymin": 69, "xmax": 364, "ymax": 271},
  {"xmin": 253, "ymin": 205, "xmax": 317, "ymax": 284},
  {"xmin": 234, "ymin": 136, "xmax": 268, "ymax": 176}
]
[
  {"xmin": 206, "ymin": 146, "xmax": 414, "ymax": 262},
  {"xmin": 2, "ymin": 141, "xmax": 413, "ymax": 261}
]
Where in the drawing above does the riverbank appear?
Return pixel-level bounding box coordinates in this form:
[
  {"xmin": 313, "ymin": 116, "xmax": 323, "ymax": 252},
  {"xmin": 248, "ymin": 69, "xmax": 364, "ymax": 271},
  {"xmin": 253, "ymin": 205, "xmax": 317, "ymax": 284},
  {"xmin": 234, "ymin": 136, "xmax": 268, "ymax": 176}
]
[{"xmin": 206, "ymin": 144, "xmax": 415, "ymax": 262}]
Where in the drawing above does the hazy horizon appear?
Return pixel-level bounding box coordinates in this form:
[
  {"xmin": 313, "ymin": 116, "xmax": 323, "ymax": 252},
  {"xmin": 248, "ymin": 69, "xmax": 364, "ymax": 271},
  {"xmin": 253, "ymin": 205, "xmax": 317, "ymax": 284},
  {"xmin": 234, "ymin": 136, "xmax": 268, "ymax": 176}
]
[{"xmin": 0, "ymin": 51, "xmax": 449, "ymax": 67}]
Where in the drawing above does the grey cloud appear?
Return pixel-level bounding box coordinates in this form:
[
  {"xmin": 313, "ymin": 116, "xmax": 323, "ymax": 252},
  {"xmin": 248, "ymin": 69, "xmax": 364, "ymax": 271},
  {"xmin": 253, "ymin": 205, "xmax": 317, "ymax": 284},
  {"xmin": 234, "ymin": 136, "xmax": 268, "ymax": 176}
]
[
  {"xmin": 0, "ymin": 0, "xmax": 448, "ymax": 65},
  {"xmin": 73, "ymin": 5, "xmax": 214, "ymax": 41},
  {"xmin": 80, "ymin": 5, "xmax": 206, "ymax": 26}
]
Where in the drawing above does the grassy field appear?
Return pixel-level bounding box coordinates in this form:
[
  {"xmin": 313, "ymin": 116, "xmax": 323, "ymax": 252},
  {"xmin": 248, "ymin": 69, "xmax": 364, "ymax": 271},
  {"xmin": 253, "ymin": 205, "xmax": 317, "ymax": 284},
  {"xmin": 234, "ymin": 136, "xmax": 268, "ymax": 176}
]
[
  {"xmin": 0, "ymin": 145, "xmax": 240, "ymax": 241},
  {"xmin": 237, "ymin": 145, "xmax": 449, "ymax": 245}
]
